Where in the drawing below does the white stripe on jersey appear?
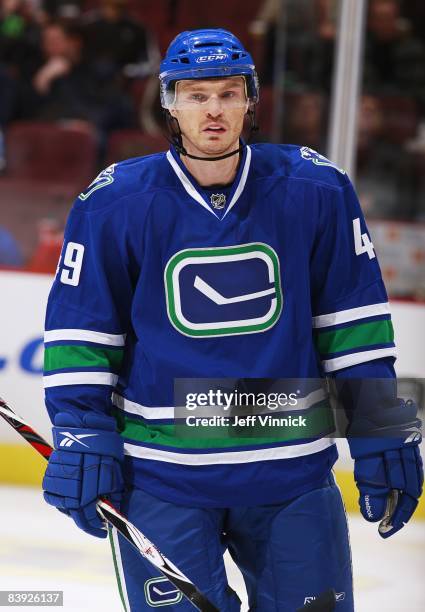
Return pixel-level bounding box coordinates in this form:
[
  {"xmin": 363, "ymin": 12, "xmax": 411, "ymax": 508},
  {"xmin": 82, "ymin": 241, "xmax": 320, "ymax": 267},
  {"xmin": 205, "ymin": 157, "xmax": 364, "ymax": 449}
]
[
  {"xmin": 223, "ymin": 145, "xmax": 252, "ymax": 219},
  {"xmin": 124, "ymin": 437, "xmax": 335, "ymax": 465},
  {"xmin": 124, "ymin": 438, "xmax": 335, "ymax": 465},
  {"xmin": 44, "ymin": 329, "xmax": 126, "ymax": 346},
  {"xmin": 112, "ymin": 393, "xmax": 175, "ymax": 420},
  {"xmin": 312, "ymin": 302, "xmax": 391, "ymax": 328},
  {"xmin": 322, "ymin": 346, "xmax": 397, "ymax": 372},
  {"xmin": 43, "ymin": 371, "xmax": 118, "ymax": 388}
]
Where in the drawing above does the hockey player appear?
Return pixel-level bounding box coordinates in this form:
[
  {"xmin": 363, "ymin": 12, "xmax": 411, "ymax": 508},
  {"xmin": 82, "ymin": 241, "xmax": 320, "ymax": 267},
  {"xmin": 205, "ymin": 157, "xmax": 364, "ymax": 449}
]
[{"xmin": 42, "ymin": 29, "xmax": 423, "ymax": 611}]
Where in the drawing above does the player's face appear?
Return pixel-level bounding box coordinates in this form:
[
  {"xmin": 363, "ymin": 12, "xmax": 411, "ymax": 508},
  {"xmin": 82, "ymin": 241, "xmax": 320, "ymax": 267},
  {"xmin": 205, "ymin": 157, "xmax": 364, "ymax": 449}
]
[{"xmin": 170, "ymin": 77, "xmax": 248, "ymax": 157}]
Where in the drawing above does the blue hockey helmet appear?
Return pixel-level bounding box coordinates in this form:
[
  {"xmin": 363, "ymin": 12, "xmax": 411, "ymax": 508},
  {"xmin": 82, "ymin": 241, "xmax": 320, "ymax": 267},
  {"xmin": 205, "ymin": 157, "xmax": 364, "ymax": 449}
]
[{"xmin": 159, "ymin": 28, "xmax": 259, "ymax": 109}]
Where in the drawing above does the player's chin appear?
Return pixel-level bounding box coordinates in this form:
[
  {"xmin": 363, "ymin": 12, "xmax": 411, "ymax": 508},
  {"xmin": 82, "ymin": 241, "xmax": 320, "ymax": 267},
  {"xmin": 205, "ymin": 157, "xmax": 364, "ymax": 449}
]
[{"xmin": 199, "ymin": 136, "xmax": 235, "ymax": 156}]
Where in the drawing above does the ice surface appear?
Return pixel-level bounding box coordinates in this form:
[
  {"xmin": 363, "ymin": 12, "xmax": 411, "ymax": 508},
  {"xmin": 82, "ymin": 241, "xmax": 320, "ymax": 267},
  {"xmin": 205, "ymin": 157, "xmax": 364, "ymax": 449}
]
[{"xmin": 0, "ymin": 486, "xmax": 423, "ymax": 611}]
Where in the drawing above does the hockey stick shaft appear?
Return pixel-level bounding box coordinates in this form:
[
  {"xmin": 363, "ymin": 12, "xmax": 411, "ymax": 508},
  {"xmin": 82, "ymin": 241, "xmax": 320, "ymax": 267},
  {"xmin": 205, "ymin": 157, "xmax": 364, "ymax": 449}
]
[{"xmin": 0, "ymin": 398, "xmax": 218, "ymax": 612}]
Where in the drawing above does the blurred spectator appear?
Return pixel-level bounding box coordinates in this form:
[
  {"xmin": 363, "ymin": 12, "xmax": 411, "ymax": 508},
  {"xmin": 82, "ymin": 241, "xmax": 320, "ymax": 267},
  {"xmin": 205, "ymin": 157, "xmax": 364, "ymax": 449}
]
[
  {"xmin": 364, "ymin": 0, "xmax": 425, "ymax": 111},
  {"xmin": 359, "ymin": 0, "xmax": 425, "ymax": 221},
  {"xmin": 402, "ymin": 0, "xmax": 425, "ymax": 44},
  {"xmin": 83, "ymin": 0, "xmax": 159, "ymax": 80},
  {"xmin": 82, "ymin": 0, "xmax": 160, "ymax": 134},
  {"xmin": 0, "ymin": 1, "xmax": 43, "ymax": 160},
  {"xmin": 0, "ymin": 225, "xmax": 24, "ymax": 266},
  {"xmin": 249, "ymin": 0, "xmax": 337, "ymax": 90},
  {"xmin": 22, "ymin": 18, "xmax": 135, "ymax": 134},
  {"xmin": 283, "ymin": 91, "xmax": 327, "ymax": 150},
  {"xmin": 32, "ymin": 20, "xmax": 82, "ymax": 96},
  {"xmin": 0, "ymin": 65, "xmax": 17, "ymax": 127},
  {"xmin": 27, "ymin": 217, "xmax": 63, "ymax": 273},
  {"xmin": 0, "ymin": 0, "xmax": 43, "ymax": 83},
  {"xmin": 42, "ymin": 1, "xmax": 82, "ymax": 19},
  {"xmin": 356, "ymin": 95, "xmax": 417, "ymax": 219}
]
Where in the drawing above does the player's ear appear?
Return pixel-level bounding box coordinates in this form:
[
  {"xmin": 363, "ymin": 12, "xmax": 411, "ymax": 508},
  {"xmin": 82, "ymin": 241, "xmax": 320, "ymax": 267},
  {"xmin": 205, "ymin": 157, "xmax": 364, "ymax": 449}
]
[{"xmin": 169, "ymin": 108, "xmax": 178, "ymax": 119}]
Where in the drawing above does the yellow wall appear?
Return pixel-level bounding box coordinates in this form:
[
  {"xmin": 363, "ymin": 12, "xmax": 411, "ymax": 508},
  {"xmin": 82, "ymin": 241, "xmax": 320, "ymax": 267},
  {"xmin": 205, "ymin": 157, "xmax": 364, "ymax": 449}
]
[{"xmin": 0, "ymin": 445, "xmax": 47, "ymax": 486}]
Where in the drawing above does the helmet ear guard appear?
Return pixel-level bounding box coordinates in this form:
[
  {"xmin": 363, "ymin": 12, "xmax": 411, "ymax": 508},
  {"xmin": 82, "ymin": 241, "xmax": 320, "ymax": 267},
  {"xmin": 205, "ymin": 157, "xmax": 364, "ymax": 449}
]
[{"xmin": 247, "ymin": 105, "xmax": 259, "ymax": 134}]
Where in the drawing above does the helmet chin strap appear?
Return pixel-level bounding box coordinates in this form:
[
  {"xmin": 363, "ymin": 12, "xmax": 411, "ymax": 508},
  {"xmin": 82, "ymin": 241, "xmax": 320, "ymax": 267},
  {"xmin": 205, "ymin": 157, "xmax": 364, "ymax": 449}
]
[
  {"xmin": 164, "ymin": 109, "xmax": 258, "ymax": 162},
  {"xmin": 176, "ymin": 143, "xmax": 243, "ymax": 162}
]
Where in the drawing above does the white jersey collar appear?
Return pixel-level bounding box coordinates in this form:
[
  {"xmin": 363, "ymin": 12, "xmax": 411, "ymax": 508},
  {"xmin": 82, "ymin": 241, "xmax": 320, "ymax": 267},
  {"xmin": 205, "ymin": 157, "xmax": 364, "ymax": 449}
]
[{"xmin": 166, "ymin": 145, "xmax": 252, "ymax": 220}]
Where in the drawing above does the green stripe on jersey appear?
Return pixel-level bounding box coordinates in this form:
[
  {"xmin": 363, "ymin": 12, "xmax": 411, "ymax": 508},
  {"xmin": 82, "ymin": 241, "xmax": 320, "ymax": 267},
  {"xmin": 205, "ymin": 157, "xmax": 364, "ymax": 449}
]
[
  {"xmin": 315, "ymin": 319, "xmax": 394, "ymax": 356},
  {"xmin": 113, "ymin": 402, "xmax": 335, "ymax": 449},
  {"xmin": 44, "ymin": 345, "xmax": 124, "ymax": 373}
]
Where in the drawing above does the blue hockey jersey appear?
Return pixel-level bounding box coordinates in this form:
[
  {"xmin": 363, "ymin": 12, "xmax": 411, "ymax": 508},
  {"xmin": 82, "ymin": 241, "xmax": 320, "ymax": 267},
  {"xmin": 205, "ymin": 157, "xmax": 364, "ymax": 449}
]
[{"xmin": 43, "ymin": 143, "xmax": 396, "ymax": 507}]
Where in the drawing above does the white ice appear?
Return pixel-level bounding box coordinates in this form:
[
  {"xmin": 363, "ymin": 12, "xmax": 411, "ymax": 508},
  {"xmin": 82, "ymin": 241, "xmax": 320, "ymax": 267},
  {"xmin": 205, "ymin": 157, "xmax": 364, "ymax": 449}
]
[{"xmin": 0, "ymin": 486, "xmax": 423, "ymax": 611}]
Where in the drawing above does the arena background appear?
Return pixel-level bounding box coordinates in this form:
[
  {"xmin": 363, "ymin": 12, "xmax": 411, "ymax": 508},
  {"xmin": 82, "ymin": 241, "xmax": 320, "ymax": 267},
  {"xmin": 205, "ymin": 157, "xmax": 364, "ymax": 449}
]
[{"xmin": 0, "ymin": 0, "xmax": 424, "ymax": 610}]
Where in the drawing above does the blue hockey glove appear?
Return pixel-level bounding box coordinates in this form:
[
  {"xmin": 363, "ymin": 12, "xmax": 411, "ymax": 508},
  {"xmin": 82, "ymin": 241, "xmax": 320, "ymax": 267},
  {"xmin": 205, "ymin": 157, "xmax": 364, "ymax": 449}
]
[
  {"xmin": 348, "ymin": 399, "xmax": 423, "ymax": 538},
  {"xmin": 43, "ymin": 411, "xmax": 124, "ymax": 538}
]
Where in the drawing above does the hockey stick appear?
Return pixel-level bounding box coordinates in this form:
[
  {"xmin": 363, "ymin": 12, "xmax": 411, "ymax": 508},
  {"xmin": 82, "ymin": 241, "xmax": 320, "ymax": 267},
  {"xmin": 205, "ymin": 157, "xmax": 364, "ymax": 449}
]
[{"xmin": 0, "ymin": 398, "xmax": 218, "ymax": 612}]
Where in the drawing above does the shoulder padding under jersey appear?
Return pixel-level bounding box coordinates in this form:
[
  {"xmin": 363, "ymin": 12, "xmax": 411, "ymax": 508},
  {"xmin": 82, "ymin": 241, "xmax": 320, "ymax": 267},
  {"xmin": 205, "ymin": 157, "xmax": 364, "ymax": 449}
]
[
  {"xmin": 74, "ymin": 152, "xmax": 169, "ymax": 213},
  {"xmin": 251, "ymin": 143, "xmax": 350, "ymax": 189}
]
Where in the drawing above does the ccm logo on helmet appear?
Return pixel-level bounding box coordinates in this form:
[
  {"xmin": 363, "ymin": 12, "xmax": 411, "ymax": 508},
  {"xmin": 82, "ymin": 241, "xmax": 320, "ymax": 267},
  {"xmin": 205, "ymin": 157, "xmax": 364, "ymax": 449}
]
[{"xmin": 196, "ymin": 54, "xmax": 227, "ymax": 63}]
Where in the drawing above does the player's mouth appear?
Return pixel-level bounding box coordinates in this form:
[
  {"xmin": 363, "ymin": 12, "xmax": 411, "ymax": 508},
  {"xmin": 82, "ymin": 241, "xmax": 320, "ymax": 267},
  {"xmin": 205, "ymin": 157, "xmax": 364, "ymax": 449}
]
[{"xmin": 203, "ymin": 124, "xmax": 227, "ymax": 134}]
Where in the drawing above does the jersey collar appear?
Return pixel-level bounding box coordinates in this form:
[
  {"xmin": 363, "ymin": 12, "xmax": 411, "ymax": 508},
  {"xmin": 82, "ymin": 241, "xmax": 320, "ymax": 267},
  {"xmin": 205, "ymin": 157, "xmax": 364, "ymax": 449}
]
[{"xmin": 166, "ymin": 143, "xmax": 252, "ymax": 220}]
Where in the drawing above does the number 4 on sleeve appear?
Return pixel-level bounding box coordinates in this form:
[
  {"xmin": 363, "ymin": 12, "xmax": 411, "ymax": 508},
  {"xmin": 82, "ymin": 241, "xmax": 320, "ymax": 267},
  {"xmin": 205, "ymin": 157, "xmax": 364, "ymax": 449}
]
[{"xmin": 353, "ymin": 218, "xmax": 375, "ymax": 260}]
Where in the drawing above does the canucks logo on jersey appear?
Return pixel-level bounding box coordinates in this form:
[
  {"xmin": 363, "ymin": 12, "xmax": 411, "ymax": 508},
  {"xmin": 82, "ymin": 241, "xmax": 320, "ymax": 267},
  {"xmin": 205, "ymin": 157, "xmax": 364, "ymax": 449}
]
[
  {"xmin": 78, "ymin": 164, "xmax": 116, "ymax": 201},
  {"xmin": 300, "ymin": 147, "xmax": 346, "ymax": 175},
  {"xmin": 164, "ymin": 243, "xmax": 283, "ymax": 337},
  {"xmin": 144, "ymin": 577, "xmax": 182, "ymax": 606}
]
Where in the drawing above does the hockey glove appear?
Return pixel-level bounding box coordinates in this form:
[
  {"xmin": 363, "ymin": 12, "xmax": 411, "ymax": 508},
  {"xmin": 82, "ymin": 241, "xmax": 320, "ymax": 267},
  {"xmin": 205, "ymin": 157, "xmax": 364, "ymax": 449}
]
[
  {"xmin": 43, "ymin": 411, "xmax": 124, "ymax": 538},
  {"xmin": 348, "ymin": 399, "xmax": 423, "ymax": 538}
]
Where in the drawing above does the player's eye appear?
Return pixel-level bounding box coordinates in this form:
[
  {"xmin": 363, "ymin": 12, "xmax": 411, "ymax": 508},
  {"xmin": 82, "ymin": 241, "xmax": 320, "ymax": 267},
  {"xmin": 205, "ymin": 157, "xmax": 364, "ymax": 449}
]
[
  {"xmin": 222, "ymin": 91, "xmax": 236, "ymax": 98},
  {"xmin": 189, "ymin": 93, "xmax": 207, "ymax": 103}
]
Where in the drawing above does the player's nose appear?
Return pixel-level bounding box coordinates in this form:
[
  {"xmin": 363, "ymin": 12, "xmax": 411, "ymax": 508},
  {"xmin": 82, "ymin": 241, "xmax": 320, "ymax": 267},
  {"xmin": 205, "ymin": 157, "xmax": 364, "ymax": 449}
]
[{"xmin": 205, "ymin": 95, "xmax": 223, "ymax": 117}]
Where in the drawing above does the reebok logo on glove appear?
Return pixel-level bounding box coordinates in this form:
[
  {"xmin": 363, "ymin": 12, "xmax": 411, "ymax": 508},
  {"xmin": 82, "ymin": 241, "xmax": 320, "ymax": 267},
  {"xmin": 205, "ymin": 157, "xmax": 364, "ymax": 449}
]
[
  {"xmin": 364, "ymin": 495, "xmax": 373, "ymax": 519},
  {"xmin": 58, "ymin": 431, "xmax": 99, "ymax": 448}
]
